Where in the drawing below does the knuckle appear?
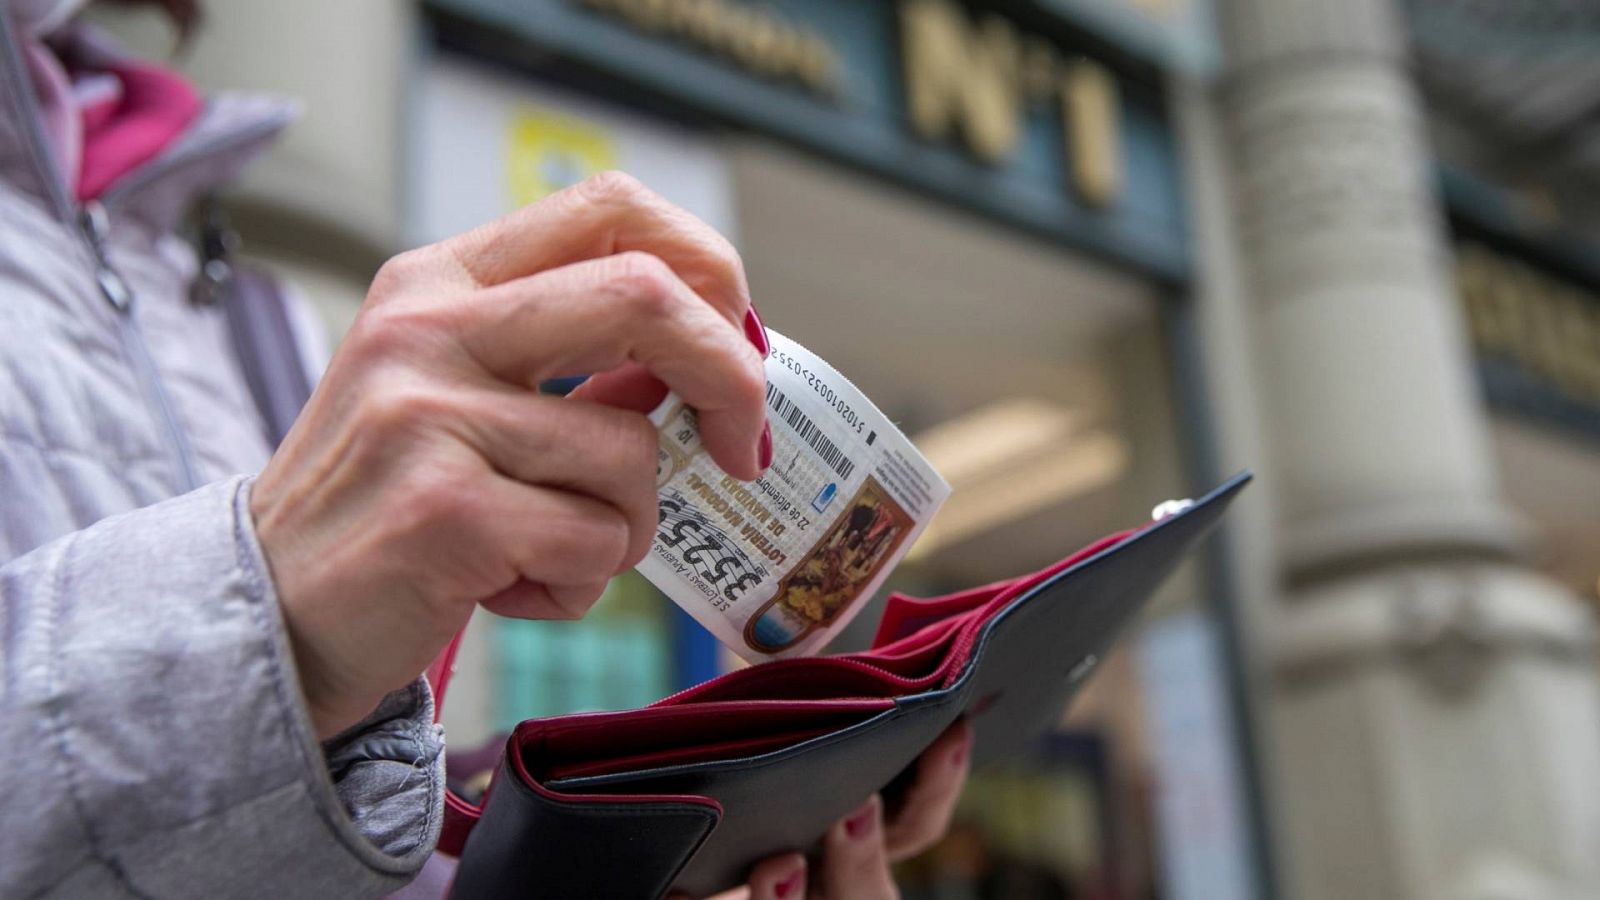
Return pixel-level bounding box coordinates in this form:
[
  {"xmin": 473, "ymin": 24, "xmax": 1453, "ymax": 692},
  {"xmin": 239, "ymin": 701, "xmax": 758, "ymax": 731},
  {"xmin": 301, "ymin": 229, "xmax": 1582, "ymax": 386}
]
[
  {"xmin": 577, "ymin": 169, "xmax": 647, "ymax": 206},
  {"xmin": 590, "ymin": 507, "xmax": 633, "ymax": 570},
  {"xmin": 730, "ymin": 351, "xmax": 769, "ymax": 407},
  {"xmin": 546, "ymin": 583, "xmax": 607, "ymax": 621},
  {"xmin": 701, "ymin": 231, "xmax": 746, "ymax": 281},
  {"xmin": 365, "ymin": 384, "xmax": 447, "ymax": 435},
  {"xmin": 407, "ymin": 464, "xmax": 479, "ymax": 526},
  {"xmin": 370, "ymin": 248, "xmax": 430, "ymax": 299},
  {"xmin": 614, "ymin": 412, "xmax": 661, "ymax": 472},
  {"xmin": 605, "ymin": 251, "xmax": 678, "ymax": 316},
  {"xmin": 349, "ymin": 302, "xmax": 449, "ymax": 360},
  {"xmin": 620, "ymin": 534, "xmax": 653, "ymax": 572},
  {"xmin": 544, "ymin": 599, "xmax": 586, "ymax": 622},
  {"xmin": 541, "ymin": 500, "xmax": 632, "ymax": 578}
]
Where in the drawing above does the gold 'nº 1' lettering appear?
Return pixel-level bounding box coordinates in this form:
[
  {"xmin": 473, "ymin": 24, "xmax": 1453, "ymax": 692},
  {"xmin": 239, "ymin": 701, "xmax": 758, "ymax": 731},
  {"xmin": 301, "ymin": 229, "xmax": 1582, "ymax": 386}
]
[
  {"xmin": 900, "ymin": 0, "xmax": 1123, "ymax": 207},
  {"xmin": 1456, "ymin": 241, "xmax": 1600, "ymax": 402}
]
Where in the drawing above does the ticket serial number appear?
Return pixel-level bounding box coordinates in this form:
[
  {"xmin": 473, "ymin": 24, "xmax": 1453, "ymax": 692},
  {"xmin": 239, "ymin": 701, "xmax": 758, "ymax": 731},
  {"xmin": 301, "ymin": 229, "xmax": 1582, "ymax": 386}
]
[{"xmin": 769, "ymin": 348, "xmax": 868, "ymax": 435}]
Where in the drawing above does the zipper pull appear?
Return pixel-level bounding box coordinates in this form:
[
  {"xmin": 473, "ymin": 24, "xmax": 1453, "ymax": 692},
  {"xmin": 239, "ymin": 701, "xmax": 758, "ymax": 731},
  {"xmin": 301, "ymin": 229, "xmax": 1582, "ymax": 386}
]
[
  {"xmin": 191, "ymin": 194, "xmax": 240, "ymax": 307},
  {"xmin": 79, "ymin": 200, "xmax": 132, "ymax": 312}
]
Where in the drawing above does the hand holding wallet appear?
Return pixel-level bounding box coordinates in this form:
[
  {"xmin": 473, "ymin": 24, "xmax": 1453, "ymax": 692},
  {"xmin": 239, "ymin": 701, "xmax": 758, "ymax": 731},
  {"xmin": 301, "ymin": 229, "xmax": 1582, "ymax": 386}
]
[{"xmin": 433, "ymin": 472, "xmax": 1250, "ymax": 899}]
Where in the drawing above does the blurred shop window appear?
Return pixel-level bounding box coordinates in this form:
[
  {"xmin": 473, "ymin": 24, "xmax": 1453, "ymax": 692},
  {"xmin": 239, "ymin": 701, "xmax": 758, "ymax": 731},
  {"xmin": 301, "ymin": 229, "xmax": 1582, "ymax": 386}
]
[
  {"xmin": 493, "ymin": 572, "xmax": 674, "ymax": 724},
  {"xmin": 897, "ymin": 733, "xmax": 1113, "ymax": 900}
]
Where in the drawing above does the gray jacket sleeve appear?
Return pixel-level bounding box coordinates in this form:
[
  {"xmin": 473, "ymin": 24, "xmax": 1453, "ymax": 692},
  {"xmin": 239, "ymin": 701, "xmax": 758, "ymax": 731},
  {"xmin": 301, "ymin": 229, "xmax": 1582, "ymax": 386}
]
[{"xmin": 0, "ymin": 475, "xmax": 444, "ymax": 899}]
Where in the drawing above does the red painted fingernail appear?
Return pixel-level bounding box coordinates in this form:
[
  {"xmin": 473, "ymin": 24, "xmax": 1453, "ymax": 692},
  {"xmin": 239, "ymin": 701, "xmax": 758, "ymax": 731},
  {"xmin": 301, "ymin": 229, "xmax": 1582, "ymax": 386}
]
[
  {"xmin": 775, "ymin": 866, "xmax": 805, "ymax": 898},
  {"xmin": 744, "ymin": 306, "xmax": 771, "ymax": 356},
  {"xmin": 845, "ymin": 801, "xmax": 877, "ymax": 840},
  {"xmin": 758, "ymin": 422, "xmax": 773, "ymax": 471}
]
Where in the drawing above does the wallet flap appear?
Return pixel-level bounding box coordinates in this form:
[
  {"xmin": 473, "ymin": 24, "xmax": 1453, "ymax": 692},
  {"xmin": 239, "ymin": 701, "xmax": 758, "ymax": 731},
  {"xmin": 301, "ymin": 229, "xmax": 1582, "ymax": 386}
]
[
  {"xmin": 451, "ymin": 753, "xmax": 722, "ymax": 900},
  {"xmin": 953, "ymin": 473, "xmax": 1249, "ymax": 763}
]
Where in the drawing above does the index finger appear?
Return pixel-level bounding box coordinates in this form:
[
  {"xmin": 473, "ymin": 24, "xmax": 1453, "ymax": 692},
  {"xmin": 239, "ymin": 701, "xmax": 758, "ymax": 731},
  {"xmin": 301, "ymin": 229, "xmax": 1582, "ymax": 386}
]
[
  {"xmin": 454, "ymin": 252, "xmax": 768, "ymax": 480},
  {"xmin": 442, "ymin": 171, "xmax": 751, "ymax": 325}
]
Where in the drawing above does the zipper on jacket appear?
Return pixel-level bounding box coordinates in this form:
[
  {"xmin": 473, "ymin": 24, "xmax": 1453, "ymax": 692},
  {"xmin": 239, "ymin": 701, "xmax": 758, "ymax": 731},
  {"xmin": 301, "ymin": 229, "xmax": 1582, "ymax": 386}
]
[
  {"xmin": 0, "ymin": 12, "xmax": 202, "ymax": 493},
  {"xmin": 82, "ymin": 200, "xmax": 202, "ymax": 492}
]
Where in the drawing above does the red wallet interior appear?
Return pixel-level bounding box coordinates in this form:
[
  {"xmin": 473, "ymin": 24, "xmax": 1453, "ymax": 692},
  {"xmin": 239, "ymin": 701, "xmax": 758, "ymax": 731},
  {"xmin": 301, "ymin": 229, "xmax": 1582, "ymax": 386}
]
[
  {"xmin": 526, "ymin": 699, "xmax": 894, "ymax": 780},
  {"xmin": 513, "ymin": 528, "xmax": 1137, "ymax": 781}
]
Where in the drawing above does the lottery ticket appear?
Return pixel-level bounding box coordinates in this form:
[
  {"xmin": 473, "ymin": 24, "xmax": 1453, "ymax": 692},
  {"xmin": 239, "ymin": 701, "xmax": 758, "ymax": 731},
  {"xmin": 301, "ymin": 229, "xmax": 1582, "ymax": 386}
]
[{"xmin": 638, "ymin": 329, "xmax": 950, "ymax": 661}]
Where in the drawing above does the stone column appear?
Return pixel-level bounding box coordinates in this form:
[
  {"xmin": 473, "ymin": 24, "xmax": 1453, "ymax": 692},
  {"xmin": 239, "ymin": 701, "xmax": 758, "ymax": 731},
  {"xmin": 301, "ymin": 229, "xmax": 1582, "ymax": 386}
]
[{"xmin": 1212, "ymin": 0, "xmax": 1600, "ymax": 896}]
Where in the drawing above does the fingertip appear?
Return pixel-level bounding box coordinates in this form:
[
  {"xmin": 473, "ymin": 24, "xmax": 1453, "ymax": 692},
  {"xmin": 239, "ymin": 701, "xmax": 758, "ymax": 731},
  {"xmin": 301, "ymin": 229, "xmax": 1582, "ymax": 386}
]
[
  {"xmin": 619, "ymin": 531, "xmax": 654, "ymax": 574},
  {"xmin": 480, "ymin": 579, "xmax": 608, "ymax": 620},
  {"xmin": 774, "ymin": 865, "xmax": 806, "ymax": 900},
  {"xmin": 950, "ymin": 734, "xmax": 971, "ymax": 771},
  {"xmin": 748, "ymin": 853, "xmax": 807, "ymax": 900},
  {"xmin": 833, "ymin": 794, "xmax": 883, "ymax": 846},
  {"xmin": 743, "ymin": 306, "xmax": 771, "ymax": 356},
  {"xmin": 568, "ymin": 365, "xmax": 671, "ymax": 413},
  {"xmin": 819, "ymin": 795, "xmax": 897, "ymax": 897},
  {"xmin": 542, "ymin": 581, "xmax": 610, "ymax": 619},
  {"xmin": 479, "ymin": 578, "xmax": 550, "ymax": 618},
  {"xmin": 936, "ymin": 718, "xmax": 975, "ymax": 771},
  {"xmin": 699, "ymin": 412, "xmax": 767, "ymax": 482},
  {"xmin": 850, "ymin": 794, "xmax": 884, "ymax": 840}
]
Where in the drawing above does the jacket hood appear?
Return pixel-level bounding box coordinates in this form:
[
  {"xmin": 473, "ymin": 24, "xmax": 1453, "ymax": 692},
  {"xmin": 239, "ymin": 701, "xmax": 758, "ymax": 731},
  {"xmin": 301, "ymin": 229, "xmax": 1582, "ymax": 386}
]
[
  {"xmin": 0, "ymin": 9, "xmax": 294, "ymax": 233},
  {"xmin": 13, "ymin": 0, "xmax": 87, "ymax": 39}
]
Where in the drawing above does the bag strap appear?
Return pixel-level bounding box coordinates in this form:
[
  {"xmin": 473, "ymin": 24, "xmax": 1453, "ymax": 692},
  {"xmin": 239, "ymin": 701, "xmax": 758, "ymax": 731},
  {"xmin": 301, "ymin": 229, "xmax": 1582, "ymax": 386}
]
[
  {"xmin": 201, "ymin": 197, "xmax": 312, "ymax": 447},
  {"xmin": 427, "ymin": 633, "xmax": 480, "ymax": 855},
  {"xmin": 220, "ymin": 265, "xmax": 313, "ymax": 446}
]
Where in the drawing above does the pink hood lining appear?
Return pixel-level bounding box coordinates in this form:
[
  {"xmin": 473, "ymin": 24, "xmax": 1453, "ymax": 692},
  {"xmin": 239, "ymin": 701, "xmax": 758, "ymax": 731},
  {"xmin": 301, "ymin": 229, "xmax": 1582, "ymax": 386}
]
[{"xmin": 26, "ymin": 31, "xmax": 201, "ymax": 203}]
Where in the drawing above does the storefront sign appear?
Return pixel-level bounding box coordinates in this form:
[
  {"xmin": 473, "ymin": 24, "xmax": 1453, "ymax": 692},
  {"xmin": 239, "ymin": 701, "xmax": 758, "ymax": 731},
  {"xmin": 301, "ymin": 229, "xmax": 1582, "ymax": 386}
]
[
  {"xmin": 425, "ymin": 0, "xmax": 1188, "ymax": 281},
  {"xmin": 1457, "ymin": 243, "xmax": 1600, "ymax": 403},
  {"xmin": 1453, "ymin": 240, "xmax": 1600, "ymax": 438},
  {"xmin": 1034, "ymin": 0, "xmax": 1220, "ymax": 75},
  {"xmin": 1439, "ymin": 166, "xmax": 1600, "ymax": 440},
  {"xmin": 580, "ymin": 0, "xmax": 1126, "ymax": 207},
  {"xmin": 576, "ymin": 0, "xmax": 842, "ymax": 98},
  {"xmin": 899, "ymin": 0, "xmax": 1122, "ymax": 207}
]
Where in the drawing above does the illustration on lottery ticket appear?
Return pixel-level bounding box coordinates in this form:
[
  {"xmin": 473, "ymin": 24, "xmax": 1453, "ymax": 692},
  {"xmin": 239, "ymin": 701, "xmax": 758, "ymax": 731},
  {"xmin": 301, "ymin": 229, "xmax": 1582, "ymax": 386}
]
[{"xmin": 745, "ymin": 477, "xmax": 913, "ymax": 652}]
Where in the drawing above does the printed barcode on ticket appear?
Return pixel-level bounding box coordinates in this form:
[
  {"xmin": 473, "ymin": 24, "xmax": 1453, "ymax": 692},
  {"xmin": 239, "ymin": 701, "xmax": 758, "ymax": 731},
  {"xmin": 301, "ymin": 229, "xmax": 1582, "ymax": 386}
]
[{"xmin": 765, "ymin": 384, "xmax": 857, "ymax": 481}]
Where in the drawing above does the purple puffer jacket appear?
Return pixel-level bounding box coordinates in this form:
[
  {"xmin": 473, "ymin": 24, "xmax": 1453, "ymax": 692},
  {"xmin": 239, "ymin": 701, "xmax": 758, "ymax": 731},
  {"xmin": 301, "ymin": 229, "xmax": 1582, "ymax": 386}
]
[{"xmin": 0, "ymin": 11, "xmax": 443, "ymax": 899}]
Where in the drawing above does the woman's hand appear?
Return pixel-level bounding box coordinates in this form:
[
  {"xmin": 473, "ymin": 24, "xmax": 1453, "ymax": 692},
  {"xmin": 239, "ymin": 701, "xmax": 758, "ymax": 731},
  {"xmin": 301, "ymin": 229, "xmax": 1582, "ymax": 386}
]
[
  {"xmin": 680, "ymin": 721, "xmax": 974, "ymax": 899},
  {"xmin": 251, "ymin": 172, "xmax": 769, "ymax": 739}
]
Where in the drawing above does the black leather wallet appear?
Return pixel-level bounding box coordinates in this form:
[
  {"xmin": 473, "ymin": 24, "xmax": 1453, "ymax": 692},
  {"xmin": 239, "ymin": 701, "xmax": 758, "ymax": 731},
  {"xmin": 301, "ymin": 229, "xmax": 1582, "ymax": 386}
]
[{"xmin": 437, "ymin": 472, "xmax": 1250, "ymax": 899}]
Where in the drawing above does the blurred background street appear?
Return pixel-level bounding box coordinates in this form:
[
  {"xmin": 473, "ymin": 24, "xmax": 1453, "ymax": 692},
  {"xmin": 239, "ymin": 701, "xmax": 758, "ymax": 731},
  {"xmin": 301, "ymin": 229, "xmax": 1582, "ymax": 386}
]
[{"xmin": 90, "ymin": 1, "xmax": 1600, "ymax": 897}]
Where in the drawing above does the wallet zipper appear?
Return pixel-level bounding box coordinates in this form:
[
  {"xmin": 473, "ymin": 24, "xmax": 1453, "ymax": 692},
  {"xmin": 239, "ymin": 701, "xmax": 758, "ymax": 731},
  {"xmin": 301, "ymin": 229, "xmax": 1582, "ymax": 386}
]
[{"xmin": 654, "ymin": 656, "xmax": 934, "ymax": 707}]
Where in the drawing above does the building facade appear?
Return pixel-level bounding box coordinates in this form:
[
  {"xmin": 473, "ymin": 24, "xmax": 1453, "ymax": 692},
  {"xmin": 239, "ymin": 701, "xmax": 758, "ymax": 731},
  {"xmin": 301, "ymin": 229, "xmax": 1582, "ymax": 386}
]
[{"xmin": 92, "ymin": 0, "xmax": 1600, "ymax": 897}]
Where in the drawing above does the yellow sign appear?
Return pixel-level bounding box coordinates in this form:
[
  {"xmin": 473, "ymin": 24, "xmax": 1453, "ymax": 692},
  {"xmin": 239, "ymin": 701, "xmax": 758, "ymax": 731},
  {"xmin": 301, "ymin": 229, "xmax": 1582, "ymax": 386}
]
[
  {"xmin": 506, "ymin": 106, "xmax": 619, "ymax": 207},
  {"xmin": 1456, "ymin": 241, "xmax": 1600, "ymax": 404}
]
